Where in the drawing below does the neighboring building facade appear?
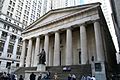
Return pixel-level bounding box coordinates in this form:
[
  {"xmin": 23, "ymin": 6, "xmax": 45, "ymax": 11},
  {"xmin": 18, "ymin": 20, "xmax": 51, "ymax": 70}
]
[
  {"xmin": 20, "ymin": 3, "xmax": 117, "ymax": 80},
  {"xmin": 0, "ymin": 0, "xmax": 44, "ymax": 72},
  {"xmin": 109, "ymin": 0, "xmax": 120, "ymax": 64},
  {"xmin": 0, "ymin": 0, "xmax": 23, "ymax": 72},
  {"xmin": 84, "ymin": 0, "xmax": 120, "ymax": 63}
]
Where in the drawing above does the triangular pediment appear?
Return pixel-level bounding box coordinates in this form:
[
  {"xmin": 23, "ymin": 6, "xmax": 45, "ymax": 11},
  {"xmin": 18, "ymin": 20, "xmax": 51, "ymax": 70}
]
[{"xmin": 24, "ymin": 2, "xmax": 100, "ymax": 32}]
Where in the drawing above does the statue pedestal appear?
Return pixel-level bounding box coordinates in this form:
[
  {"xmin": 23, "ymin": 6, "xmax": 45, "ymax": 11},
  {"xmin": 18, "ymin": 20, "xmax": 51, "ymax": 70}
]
[
  {"xmin": 37, "ymin": 64, "xmax": 46, "ymax": 71},
  {"xmin": 24, "ymin": 64, "xmax": 46, "ymax": 80}
]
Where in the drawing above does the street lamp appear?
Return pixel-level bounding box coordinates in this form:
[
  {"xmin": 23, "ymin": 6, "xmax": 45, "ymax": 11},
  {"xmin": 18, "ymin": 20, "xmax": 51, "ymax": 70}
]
[{"xmin": 7, "ymin": 66, "xmax": 10, "ymax": 74}]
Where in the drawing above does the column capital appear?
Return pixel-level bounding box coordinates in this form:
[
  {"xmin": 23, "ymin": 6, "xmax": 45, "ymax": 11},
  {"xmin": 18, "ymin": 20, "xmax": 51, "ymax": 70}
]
[
  {"xmin": 66, "ymin": 26, "xmax": 74, "ymax": 30},
  {"xmin": 92, "ymin": 19, "xmax": 100, "ymax": 23},
  {"xmin": 43, "ymin": 33, "xmax": 49, "ymax": 36},
  {"xmin": 54, "ymin": 30, "xmax": 61, "ymax": 33},
  {"xmin": 79, "ymin": 22, "xmax": 87, "ymax": 27},
  {"xmin": 27, "ymin": 37, "xmax": 33, "ymax": 40},
  {"xmin": 22, "ymin": 39, "xmax": 26, "ymax": 42},
  {"xmin": 35, "ymin": 35, "xmax": 40, "ymax": 38}
]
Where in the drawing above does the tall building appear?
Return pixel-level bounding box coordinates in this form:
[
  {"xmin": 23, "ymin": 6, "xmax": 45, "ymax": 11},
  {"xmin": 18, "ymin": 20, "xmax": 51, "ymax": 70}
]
[
  {"xmin": 109, "ymin": 0, "xmax": 120, "ymax": 64},
  {"xmin": 0, "ymin": 0, "xmax": 46, "ymax": 72},
  {"xmin": 84, "ymin": 0, "xmax": 120, "ymax": 63},
  {"xmin": 0, "ymin": 0, "xmax": 23, "ymax": 72}
]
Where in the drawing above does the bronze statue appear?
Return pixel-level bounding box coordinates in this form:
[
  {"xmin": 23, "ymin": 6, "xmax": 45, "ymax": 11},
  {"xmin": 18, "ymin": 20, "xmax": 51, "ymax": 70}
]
[{"xmin": 38, "ymin": 49, "xmax": 46, "ymax": 65}]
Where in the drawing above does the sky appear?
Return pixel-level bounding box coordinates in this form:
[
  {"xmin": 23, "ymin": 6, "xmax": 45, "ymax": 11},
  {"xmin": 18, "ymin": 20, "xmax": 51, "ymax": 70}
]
[{"xmin": 80, "ymin": 0, "xmax": 84, "ymax": 4}]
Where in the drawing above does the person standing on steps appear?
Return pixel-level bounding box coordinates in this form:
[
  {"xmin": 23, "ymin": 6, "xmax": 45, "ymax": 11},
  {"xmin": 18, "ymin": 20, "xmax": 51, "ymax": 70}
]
[
  {"xmin": 68, "ymin": 74, "xmax": 72, "ymax": 80},
  {"xmin": 30, "ymin": 72, "xmax": 36, "ymax": 80},
  {"xmin": 72, "ymin": 74, "xmax": 76, "ymax": 80},
  {"xmin": 37, "ymin": 73, "xmax": 42, "ymax": 80},
  {"xmin": 54, "ymin": 73, "xmax": 58, "ymax": 80},
  {"xmin": 19, "ymin": 75, "xmax": 24, "ymax": 80}
]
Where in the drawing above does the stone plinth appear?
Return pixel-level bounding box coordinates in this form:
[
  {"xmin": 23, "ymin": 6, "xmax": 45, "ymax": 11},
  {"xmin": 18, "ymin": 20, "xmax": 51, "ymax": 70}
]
[
  {"xmin": 25, "ymin": 71, "xmax": 47, "ymax": 80},
  {"xmin": 93, "ymin": 61, "xmax": 106, "ymax": 80},
  {"xmin": 37, "ymin": 64, "xmax": 46, "ymax": 71}
]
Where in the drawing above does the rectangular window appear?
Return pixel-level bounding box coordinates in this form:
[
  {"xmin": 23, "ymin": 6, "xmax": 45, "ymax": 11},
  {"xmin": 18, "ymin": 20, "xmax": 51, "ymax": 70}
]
[
  {"xmin": 11, "ymin": 8, "xmax": 14, "ymax": 12},
  {"xmin": 13, "ymin": 3, "xmax": 15, "ymax": 7},
  {"xmin": 1, "ymin": 31, "xmax": 7, "ymax": 38},
  {"xmin": 9, "ymin": 19, "xmax": 11, "ymax": 22},
  {"xmin": 5, "ymin": 18, "xmax": 8, "ymax": 21},
  {"xmin": 3, "ymin": 24, "xmax": 6, "ymax": 29},
  {"xmin": 7, "ymin": 26, "xmax": 10, "ymax": 30},
  {"xmin": 9, "ymin": 0, "xmax": 12, "ymax": 5},
  {"xmin": 6, "ymin": 62, "xmax": 11, "ymax": 68},
  {"xmin": 7, "ymin": 11, "xmax": 10, "ymax": 15},
  {"xmin": 10, "ymin": 13, "xmax": 13, "ymax": 17},
  {"xmin": 16, "ymin": 63, "xmax": 19, "ymax": 67},
  {"xmin": 8, "ymin": 6, "xmax": 11, "ymax": 10},
  {"xmin": 8, "ymin": 43, "xmax": 14, "ymax": 53},
  {"xmin": 0, "ymin": 61, "xmax": 1, "ymax": 65},
  {"xmin": 0, "ymin": 40, "xmax": 5, "ymax": 51}
]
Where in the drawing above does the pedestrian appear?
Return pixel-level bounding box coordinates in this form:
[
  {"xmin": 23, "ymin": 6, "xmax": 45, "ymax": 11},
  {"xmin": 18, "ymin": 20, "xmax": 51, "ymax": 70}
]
[
  {"xmin": 91, "ymin": 76, "xmax": 96, "ymax": 80},
  {"xmin": 3, "ymin": 72, "xmax": 9, "ymax": 80},
  {"xmin": 80, "ymin": 75, "xmax": 86, "ymax": 80},
  {"xmin": 7, "ymin": 74, "xmax": 11, "ymax": 80},
  {"xmin": 30, "ymin": 72, "xmax": 36, "ymax": 80},
  {"xmin": 11, "ymin": 73, "xmax": 16, "ymax": 80},
  {"xmin": 19, "ymin": 75, "xmax": 24, "ymax": 80},
  {"xmin": 0, "ymin": 72, "xmax": 8, "ymax": 80},
  {"xmin": 68, "ymin": 74, "xmax": 72, "ymax": 80},
  {"xmin": 86, "ymin": 75, "xmax": 91, "ymax": 80},
  {"xmin": 37, "ymin": 73, "xmax": 42, "ymax": 80},
  {"xmin": 72, "ymin": 74, "xmax": 76, "ymax": 80},
  {"xmin": 54, "ymin": 73, "xmax": 58, "ymax": 80}
]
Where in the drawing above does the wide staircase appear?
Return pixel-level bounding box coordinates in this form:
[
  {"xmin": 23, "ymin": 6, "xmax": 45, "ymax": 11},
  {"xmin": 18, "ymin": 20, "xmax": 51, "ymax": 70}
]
[
  {"xmin": 15, "ymin": 64, "xmax": 91, "ymax": 80},
  {"xmin": 46, "ymin": 64, "xmax": 92, "ymax": 80}
]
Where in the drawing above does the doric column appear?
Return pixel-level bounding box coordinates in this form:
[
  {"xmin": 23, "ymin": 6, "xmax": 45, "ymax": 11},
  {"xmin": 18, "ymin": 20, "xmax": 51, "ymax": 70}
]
[
  {"xmin": 53, "ymin": 32, "xmax": 60, "ymax": 66},
  {"xmin": 80, "ymin": 25, "xmax": 88, "ymax": 64},
  {"xmin": 44, "ymin": 34, "xmax": 49, "ymax": 66},
  {"xmin": 2, "ymin": 33, "xmax": 11, "ymax": 58},
  {"xmin": 26, "ymin": 38, "xmax": 33, "ymax": 67},
  {"xmin": 33, "ymin": 36, "xmax": 40, "ymax": 67},
  {"xmin": 20, "ymin": 40, "xmax": 26, "ymax": 67},
  {"xmin": 94, "ymin": 21, "xmax": 105, "ymax": 61},
  {"xmin": 49, "ymin": 44, "xmax": 53, "ymax": 66},
  {"xmin": 12, "ymin": 36, "xmax": 19, "ymax": 60},
  {"xmin": 66, "ymin": 28, "xmax": 72, "ymax": 65}
]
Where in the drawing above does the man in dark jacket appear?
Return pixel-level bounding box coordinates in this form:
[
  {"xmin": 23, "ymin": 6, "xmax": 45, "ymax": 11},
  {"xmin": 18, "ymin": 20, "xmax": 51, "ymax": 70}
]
[{"xmin": 30, "ymin": 72, "xmax": 36, "ymax": 80}]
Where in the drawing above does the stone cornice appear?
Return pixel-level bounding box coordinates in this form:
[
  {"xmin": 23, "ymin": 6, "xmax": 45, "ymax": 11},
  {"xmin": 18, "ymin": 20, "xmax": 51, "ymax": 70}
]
[{"xmin": 0, "ymin": 18, "xmax": 23, "ymax": 31}]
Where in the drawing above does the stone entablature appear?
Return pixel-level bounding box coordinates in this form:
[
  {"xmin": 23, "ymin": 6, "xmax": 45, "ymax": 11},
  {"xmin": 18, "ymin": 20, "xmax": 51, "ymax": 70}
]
[{"xmin": 22, "ymin": 5, "xmax": 99, "ymax": 40}]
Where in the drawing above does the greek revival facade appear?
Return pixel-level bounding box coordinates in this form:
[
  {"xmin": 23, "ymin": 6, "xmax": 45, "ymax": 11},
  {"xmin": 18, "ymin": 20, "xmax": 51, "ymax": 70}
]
[{"xmin": 20, "ymin": 3, "xmax": 117, "ymax": 79}]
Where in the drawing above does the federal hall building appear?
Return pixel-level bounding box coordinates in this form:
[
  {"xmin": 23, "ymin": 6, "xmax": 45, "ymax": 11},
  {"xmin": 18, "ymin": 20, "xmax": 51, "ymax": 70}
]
[{"xmin": 19, "ymin": 3, "xmax": 117, "ymax": 80}]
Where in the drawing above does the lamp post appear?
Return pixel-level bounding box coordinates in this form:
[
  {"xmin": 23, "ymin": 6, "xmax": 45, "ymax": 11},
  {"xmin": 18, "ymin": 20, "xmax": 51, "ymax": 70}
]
[
  {"xmin": 7, "ymin": 66, "xmax": 10, "ymax": 74},
  {"xmin": 91, "ymin": 56, "xmax": 95, "ymax": 76},
  {"xmin": 11, "ymin": 60, "xmax": 16, "ymax": 73}
]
